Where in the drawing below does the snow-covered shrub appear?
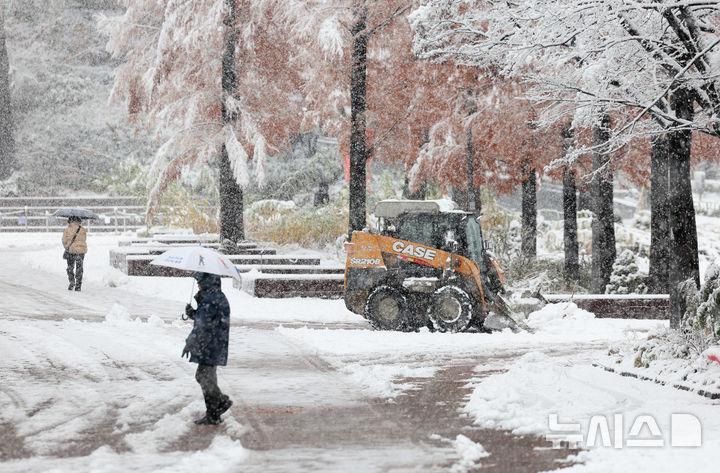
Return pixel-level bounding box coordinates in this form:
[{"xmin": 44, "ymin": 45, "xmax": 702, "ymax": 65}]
[
  {"xmin": 480, "ymin": 203, "xmax": 521, "ymax": 265},
  {"xmin": 681, "ymin": 261, "xmax": 720, "ymax": 354},
  {"xmin": 149, "ymin": 180, "xmax": 219, "ymax": 234},
  {"xmin": 480, "ymin": 202, "xmax": 592, "ymax": 293},
  {"xmin": 605, "ymin": 249, "xmax": 648, "ymax": 294},
  {"xmin": 633, "ymin": 330, "xmax": 691, "ymax": 368},
  {"xmin": 633, "ymin": 210, "xmax": 651, "ymax": 230},
  {"xmin": 244, "ymin": 191, "xmax": 348, "ymax": 248}
]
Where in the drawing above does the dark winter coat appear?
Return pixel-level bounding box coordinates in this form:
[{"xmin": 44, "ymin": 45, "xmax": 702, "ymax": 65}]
[{"xmin": 185, "ymin": 272, "xmax": 230, "ymax": 366}]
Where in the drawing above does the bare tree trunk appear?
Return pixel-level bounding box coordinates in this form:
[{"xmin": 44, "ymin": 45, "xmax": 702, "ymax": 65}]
[
  {"xmin": 668, "ymin": 88, "xmax": 700, "ymax": 328},
  {"xmin": 403, "ymin": 129, "xmax": 427, "ymax": 200},
  {"xmin": 219, "ymin": 0, "xmax": 244, "ymax": 243},
  {"xmin": 649, "ymin": 135, "xmax": 670, "ymax": 293},
  {"xmin": 591, "ymin": 114, "xmax": 616, "ymax": 293},
  {"xmin": 466, "ymin": 128, "xmax": 475, "ymax": 212},
  {"xmin": 0, "ymin": 9, "xmax": 15, "ymax": 180},
  {"xmin": 521, "ymin": 157, "xmax": 537, "ymax": 259},
  {"xmin": 563, "ymin": 167, "xmax": 579, "ymax": 283},
  {"xmin": 562, "ymin": 125, "xmax": 579, "ymax": 283},
  {"xmin": 348, "ymin": 5, "xmax": 368, "ymax": 237}
]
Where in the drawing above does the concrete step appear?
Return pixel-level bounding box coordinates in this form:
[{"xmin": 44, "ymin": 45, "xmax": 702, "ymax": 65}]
[
  {"xmin": 235, "ymin": 265, "xmax": 344, "ymax": 275},
  {"xmin": 235, "ymin": 273, "xmax": 345, "ymax": 299},
  {"xmin": 110, "ymin": 246, "xmax": 275, "ymax": 263},
  {"xmin": 120, "ymin": 254, "xmax": 321, "ymax": 276},
  {"xmin": 118, "ymin": 235, "xmax": 222, "ymax": 246}
]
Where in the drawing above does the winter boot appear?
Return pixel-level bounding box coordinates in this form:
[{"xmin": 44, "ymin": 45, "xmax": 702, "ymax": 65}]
[
  {"xmin": 68, "ymin": 283, "xmax": 74, "ymax": 291},
  {"xmin": 75, "ymin": 284, "xmax": 81, "ymax": 291},
  {"xmin": 194, "ymin": 415, "xmax": 222, "ymax": 426},
  {"xmin": 217, "ymin": 397, "xmax": 233, "ymax": 416}
]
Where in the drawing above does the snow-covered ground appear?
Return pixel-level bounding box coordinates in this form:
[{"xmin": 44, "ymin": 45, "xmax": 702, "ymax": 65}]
[{"xmin": 1, "ymin": 232, "xmax": 718, "ymax": 472}]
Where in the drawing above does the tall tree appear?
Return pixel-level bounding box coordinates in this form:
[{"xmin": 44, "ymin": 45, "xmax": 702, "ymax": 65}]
[
  {"xmin": 520, "ymin": 156, "xmax": 537, "ymax": 259},
  {"xmin": 649, "ymin": 135, "xmax": 670, "ymax": 294},
  {"xmin": 561, "ymin": 125, "xmax": 579, "ymax": 283},
  {"xmin": 0, "ymin": 7, "xmax": 15, "ymax": 180},
  {"xmin": 668, "ymin": 88, "xmax": 700, "ymax": 327},
  {"xmin": 101, "ymin": 1, "xmax": 303, "ymax": 235},
  {"xmin": 591, "ymin": 114, "xmax": 616, "ymax": 293},
  {"xmin": 218, "ymin": 0, "xmax": 243, "ymax": 242},
  {"xmin": 348, "ymin": 4, "xmax": 369, "ymax": 235}
]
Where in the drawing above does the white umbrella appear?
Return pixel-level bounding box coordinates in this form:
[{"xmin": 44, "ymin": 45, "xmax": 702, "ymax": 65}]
[{"xmin": 150, "ymin": 246, "xmax": 242, "ymax": 281}]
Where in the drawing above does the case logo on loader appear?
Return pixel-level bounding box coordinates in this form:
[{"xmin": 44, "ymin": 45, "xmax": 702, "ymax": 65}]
[{"xmin": 391, "ymin": 241, "xmax": 437, "ymax": 262}]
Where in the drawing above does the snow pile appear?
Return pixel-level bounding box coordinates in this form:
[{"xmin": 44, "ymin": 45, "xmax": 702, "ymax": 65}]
[
  {"xmin": 339, "ymin": 363, "xmax": 437, "ymax": 398},
  {"xmin": 451, "ymin": 435, "xmax": 490, "ymax": 473},
  {"xmin": 102, "ymin": 267, "xmax": 130, "ymax": 288},
  {"xmin": 161, "ymin": 436, "xmax": 248, "ymax": 473},
  {"xmin": 147, "ymin": 314, "xmax": 165, "ymax": 327},
  {"xmin": 32, "ymin": 435, "xmax": 248, "ymax": 473},
  {"xmin": 463, "ymin": 351, "xmax": 720, "ymax": 472},
  {"xmin": 463, "ymin": 352, "xmax": 613, "ymax": 435},
  {"xmin": 526, "ymin": 301, "xmax": 596, "ymax": 333},
  {"xmin": 104, "ymin": 303, "xmax": 134, "ymax": 325}
]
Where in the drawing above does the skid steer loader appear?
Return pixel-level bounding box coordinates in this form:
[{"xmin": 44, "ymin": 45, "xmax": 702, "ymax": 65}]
[{"xmin": 344, "ymin": 200, "xmax": 523, "ymax": 332}]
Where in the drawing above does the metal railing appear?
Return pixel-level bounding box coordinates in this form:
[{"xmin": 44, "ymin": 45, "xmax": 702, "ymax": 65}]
[
  {"xmin": 0, "ymin": 196, "xmax": 220, "ymax": 232},
  {"xmin": 0, "ymin": 197, "xmax": 146, "ymax": 232}
]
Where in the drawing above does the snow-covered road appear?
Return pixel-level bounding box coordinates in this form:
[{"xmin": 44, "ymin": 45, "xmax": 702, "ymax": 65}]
[{"xmin": 1, "ymin": 232, "xmax": 717, "ymax": 472}]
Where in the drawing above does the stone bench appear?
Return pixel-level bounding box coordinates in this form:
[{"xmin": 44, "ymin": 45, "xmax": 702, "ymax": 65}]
[{"xmin": 544, "ymin": 294, "xmax": 669, "ymax": 319}]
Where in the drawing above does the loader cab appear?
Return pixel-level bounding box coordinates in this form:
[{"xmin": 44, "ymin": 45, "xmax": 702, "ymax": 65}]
[
  {"xmin": 395, "ymin": 212, "xmax": 465, "ymax": 255},
  {"xmin": 373, "ymin": 199, "xmax": 501, "ymax": 281}
]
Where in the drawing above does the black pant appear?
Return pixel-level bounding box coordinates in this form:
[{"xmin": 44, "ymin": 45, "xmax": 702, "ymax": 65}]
[
  {"xmin": 66, "ymin": 253, "xmax": 84, "ymax": 288},
  {"xmin": 195, "ymin": 364, "xmax": 228, "ymax": 419}
]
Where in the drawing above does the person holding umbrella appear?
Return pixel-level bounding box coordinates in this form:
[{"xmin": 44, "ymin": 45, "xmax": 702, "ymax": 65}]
[
  {"xmin": 62, "ymin": 216, "xmax": 88, "ymax": 291},
  {"xmin": 182, "ymin": 271, "xmax": 233, "ymax": 425}
]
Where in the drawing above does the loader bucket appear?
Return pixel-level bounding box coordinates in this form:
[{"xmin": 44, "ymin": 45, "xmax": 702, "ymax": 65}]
[{"xmin": 483, "ymin": 296, "xmax": 534, "ymax": 333}]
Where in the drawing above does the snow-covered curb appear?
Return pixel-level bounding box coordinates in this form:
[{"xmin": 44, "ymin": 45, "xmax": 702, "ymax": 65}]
[
  {"xmin": 460, "ymin": 350, "xmax": 720, "ymax": 472},
  {"xmin": 592, "ymin": 362, "xmax": 720, "ymax": 400}
]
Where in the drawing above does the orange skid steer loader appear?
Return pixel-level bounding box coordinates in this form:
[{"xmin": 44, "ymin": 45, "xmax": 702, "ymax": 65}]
[{"xmin": 344, "ymin": 200, "xmax": 524, "ymax": 333}]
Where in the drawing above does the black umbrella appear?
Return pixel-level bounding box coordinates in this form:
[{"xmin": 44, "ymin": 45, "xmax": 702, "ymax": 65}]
[{"xmin": 52, "ymin": 208, "xmax": 100, "ymax": 220}]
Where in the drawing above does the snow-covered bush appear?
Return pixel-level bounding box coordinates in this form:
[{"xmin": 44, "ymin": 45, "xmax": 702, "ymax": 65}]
[
  {"xmin": 244, "ymin": 191, "xmax": 348, "ymax": 249},
  {"xmin": 480, "ymin": 202, "xmax": 592, "ymax": 293},
  {"xmin": 480, "ymin": 203, "xmax": 521, "ymax": 264},
  {"xmin": 681, "ymin": 261, "xmax": 720, "ymax": 354},
  {"xmin": 632, "ymin": 330, "xmax": 691, "ymax": 368},
  {"xmin": 147, "ymin": 178, "xmax": 220, "ymax": 234},
  {"xmin": 632, "ymin": 210, "xmax": 650, "ymax": 230},
  {"xmin": 605, "ymin": 249, "xmax": 648, "ymax": 294},
  {"xmin": 246, "ymin": 133, "xmax": 343, "ymax": 203}
]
